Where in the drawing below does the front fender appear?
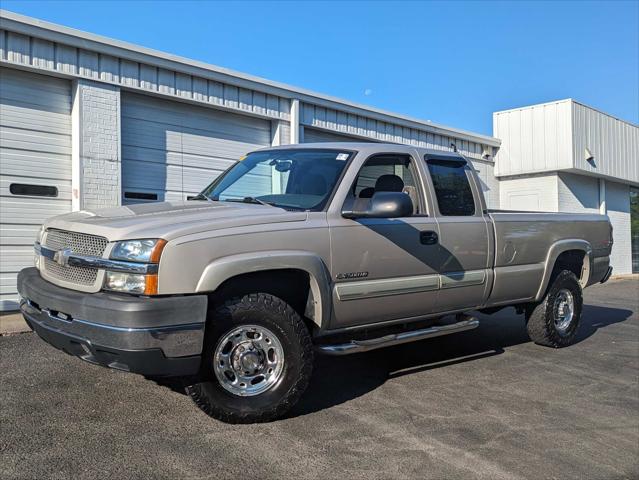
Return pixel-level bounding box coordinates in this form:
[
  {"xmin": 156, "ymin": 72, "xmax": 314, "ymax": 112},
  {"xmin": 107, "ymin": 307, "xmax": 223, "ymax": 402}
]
[
  {"xmin": 195, "ymin": 250, "xmax": 332, "ymax": 328},
  {"xmin": 535, "ymin": 239, "xmax": 592, "ymax": 301}
]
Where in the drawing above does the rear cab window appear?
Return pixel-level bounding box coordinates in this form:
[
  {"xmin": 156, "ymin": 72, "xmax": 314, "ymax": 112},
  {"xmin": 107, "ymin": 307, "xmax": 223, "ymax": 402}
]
[{"xmin": 425, "ymin": 158, "xmax": 477, "ymax": 216}]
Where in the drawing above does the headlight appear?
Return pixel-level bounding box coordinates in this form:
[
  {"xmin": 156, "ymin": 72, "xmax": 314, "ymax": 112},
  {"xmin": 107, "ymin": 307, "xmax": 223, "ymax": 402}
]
[
  {"xmin": 111, "ymin": 239, "xmax": 166, "ymax": 263},
  {"xmin": 104, "ymin": 272, "xmax": 154, "ymax": 295},
  {"xmin": 36, "ymin": 225, "xmax": 45, "ymax": 244}
]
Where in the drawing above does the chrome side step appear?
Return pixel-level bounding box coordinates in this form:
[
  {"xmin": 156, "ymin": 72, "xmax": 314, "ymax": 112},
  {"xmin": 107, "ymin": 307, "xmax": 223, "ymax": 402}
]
[{"xmin": 316, "ymin": 317, "xmax": 479, "ymax": 356}]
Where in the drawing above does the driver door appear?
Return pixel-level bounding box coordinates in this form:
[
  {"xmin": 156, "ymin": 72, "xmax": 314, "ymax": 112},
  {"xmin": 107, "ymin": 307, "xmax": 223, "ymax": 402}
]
[{"xmin": 327, "ymin": 152, "xmax": 442, "ymax": 329}]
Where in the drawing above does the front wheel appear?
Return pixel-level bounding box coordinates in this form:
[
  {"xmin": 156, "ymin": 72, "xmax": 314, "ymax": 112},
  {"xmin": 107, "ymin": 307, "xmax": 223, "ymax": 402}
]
[
  {"xmin": 186, "ymin": 293, "xmax": 313, "ymax": 423},
  {"xmin": 525, "ymin": 270, "xmax": 583, "ymax": 348}
]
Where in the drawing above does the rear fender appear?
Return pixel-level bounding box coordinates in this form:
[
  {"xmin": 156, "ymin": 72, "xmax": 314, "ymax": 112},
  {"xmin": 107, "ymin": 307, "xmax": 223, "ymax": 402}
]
[{"xmin": 535, "ymin": 239, "xmax": 592, "ymax": 301}]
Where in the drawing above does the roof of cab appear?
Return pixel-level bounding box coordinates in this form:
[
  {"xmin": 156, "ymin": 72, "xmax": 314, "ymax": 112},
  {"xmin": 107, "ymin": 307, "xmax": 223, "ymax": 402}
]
[{"xmin": 255, "ymin": 142, "xmax": 467, "ymax": 160}]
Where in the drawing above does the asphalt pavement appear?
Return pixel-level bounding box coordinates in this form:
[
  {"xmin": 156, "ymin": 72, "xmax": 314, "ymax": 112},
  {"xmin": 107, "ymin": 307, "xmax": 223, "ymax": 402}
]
[{"xmin": 1, "ymin": 278, "xmax": 637, "ymax": 479}]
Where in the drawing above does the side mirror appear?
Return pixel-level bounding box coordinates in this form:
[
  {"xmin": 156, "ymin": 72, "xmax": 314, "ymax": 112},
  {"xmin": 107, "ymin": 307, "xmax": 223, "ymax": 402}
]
[{"xmin": 342, "ymin": 192, "xmax": 413, "ymax": 219}]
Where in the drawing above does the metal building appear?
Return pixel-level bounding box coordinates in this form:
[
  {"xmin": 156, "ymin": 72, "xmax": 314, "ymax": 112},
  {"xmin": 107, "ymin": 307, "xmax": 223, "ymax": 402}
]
[
  {"xmin": 0, "ymin": 10, "xmax": 500, "ymax": 310},
  {"xmin": 494, "ymin": 99, "xmax": 639, "ymax": 275}
]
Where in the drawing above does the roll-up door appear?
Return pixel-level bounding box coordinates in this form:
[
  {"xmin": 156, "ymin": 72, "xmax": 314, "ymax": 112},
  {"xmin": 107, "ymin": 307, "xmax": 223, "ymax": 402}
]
[
  {"xmin": 121, "ymin": 93, "xmax": 271, "ymax": 203},
  {"xmin": 0, "ymin": 67, "xmax": 72, "ymax": 310},
  {"xmin": 302, "ymin": 127, "xmax": 363, "ymax": 144}
]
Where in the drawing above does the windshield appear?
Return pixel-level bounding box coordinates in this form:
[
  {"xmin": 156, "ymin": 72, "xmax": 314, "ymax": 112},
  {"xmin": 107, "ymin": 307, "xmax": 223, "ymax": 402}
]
[{"xmin": 199, "ymin": 149, "xmax": 353, "ymax": 211}]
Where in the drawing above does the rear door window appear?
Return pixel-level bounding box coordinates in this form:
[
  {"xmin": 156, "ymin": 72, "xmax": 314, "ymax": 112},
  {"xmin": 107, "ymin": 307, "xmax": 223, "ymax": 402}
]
[{"xmin": 426, "ymin": 159, "xmax": 476, "ymax": 216}]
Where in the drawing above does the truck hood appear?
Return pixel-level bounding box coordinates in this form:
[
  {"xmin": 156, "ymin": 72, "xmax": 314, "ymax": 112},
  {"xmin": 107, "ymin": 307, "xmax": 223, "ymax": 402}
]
[{"xmin": 44, "ymin": 201, "xmax": 308, "ymax": 241}]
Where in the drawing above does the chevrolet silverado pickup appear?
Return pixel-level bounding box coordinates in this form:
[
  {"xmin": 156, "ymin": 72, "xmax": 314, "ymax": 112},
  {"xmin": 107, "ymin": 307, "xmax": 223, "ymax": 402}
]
[{"xmin": 18, "ymin": 143, "xmax": 613, "ymax": 423}]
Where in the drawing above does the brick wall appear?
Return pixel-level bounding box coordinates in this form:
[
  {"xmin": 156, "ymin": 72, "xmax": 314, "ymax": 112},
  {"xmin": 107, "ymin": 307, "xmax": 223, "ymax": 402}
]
[
  {"xmin": 76, "ymin": 80, "xmax": 121, "ymax": 209},
  {"xmin": 557, "ymin": 172, "xmax": 600, "ymax": 214}
]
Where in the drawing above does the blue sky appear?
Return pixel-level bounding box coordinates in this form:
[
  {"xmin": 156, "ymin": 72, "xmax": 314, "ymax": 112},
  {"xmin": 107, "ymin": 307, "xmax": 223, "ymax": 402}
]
[{"xmin": 3, "ymin": 1, "xmax": 637, "ymax": 135}]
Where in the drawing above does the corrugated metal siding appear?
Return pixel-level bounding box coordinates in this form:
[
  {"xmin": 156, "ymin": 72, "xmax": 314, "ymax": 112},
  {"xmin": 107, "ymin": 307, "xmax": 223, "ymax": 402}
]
[
  {"xmin": 494, "ymin": 99, "xmax": 638, "ymax": 183},
  {"xmin": 121, "ymin": 93, "xmax": 271, "ymax": 203},
  {"xmin": 302, "ymin": 103, "xmax": 492, "ymax": 161},
  {"xmin": 0, "ymin": 67, "xmax": 72, "ymax": 309},
  {"xmin": 0, "ymin": 29, "xmax": 291, "ymax": 123},
  {"xmin": 572, "ymin": 102, "xmax": 638, "ymax": 185},
  {"xmin": 493, "ymin": 100, "xmax": 573, "ymax": 177}
]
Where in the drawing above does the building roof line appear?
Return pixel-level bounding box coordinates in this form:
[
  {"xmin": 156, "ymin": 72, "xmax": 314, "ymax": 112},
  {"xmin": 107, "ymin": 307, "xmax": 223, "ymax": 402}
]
[{"xmin": 0, "ymin": 9, "xmax": 500, "ymax": 147}]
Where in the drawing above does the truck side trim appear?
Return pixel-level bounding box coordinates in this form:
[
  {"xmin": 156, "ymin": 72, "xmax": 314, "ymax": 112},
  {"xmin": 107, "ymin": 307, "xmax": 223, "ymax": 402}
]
[
  {"xmin": 335, "ymin": 269, "xmax": 487, "ymax": 301},
  {"xmin": 335, "ymin": 274, "xmax": 439, "ymax": 301},
  {"xmin": 195, "ymin": 250, "xmax": 331, "ymax": 328}
]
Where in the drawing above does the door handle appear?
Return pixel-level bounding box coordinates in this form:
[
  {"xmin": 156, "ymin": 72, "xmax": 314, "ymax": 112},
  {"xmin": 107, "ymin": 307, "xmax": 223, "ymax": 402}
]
[{"xmin": 420, "ymin": 231, "xmax": 438, "ymax": 245}]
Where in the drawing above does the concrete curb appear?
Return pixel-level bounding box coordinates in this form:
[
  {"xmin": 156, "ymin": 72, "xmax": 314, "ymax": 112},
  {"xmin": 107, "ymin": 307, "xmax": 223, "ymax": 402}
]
[{"xmin": 0, "ymin": 312, "xmax": 31, "ymax": 335}]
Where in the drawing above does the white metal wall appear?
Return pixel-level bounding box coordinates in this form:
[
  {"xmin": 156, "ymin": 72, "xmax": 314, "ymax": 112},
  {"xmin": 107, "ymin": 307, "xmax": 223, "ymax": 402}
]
[
  {"xmin": 493, "ymin": 99, "xmax": 639, "ymax": 184},
  {"xmin": 121, "ymin": 93, "xmax": 272, "ymax": 202},
  {"xmin": 572, "ymin": 101, "xmax": 639, "ymax": 184},
  {"xmin": 493, "ymin": 100, "xmax": 573, "ymax": 177},
  {"xmin": 302, "ymin": 127, "xmax": 363, "ymax": 143},
  {"xmin": 0, "ymin": 67, "xmax": 72, "ymax": 309}
]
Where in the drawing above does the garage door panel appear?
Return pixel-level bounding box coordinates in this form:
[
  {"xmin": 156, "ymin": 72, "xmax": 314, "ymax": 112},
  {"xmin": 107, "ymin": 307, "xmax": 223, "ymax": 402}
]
[
  {"xmin": 123, "ymin": 96, "xmax": 271, "ymax": 141},
  {"xmin": 122, "ymin": 162, "xmax": 182, "ymax": 193},
  {"xmin": 181, "ymin": 153, "xmax": 235, "ymax": 172},
  {"xmin": 1, "ymin": 176, "xmax": 71, "ymax": 199},
  {"xmin": 0, "ymin": 126, "xmax": 71, "ymax": 156},
  {"xmin": 0, "ymin": 85, "xmax": 71, "ymax": 114},
  {"xmin": 122, "ymin": 146, "xmax": 182, "ymax": 166},
  {"xmin": 1, "ymin": 197, "xmax": 71, "ymax": 224},
  {"xmin": 181, "ymin": 132, "xmax": 262, "ymax": 159},
  {"xmin": 1, "ymin": 68, "xmax": 72, "ymax": 309},
  {"xmin": 0, "ymin": 224, "xmax": 41, "ymax": 246},
  {"xmin": 122, "ymin": 92, "xmax": 270, "ymax": 204},
  {"xmin": 0, "ymin": 149, "xmax": 72, "ymax": 180},
  {"xmin": 0, "ymin": 104, "xmax": 71, "ymax": 135},
  {"xmin": 303, "ymin": 127, "xmax": 364, "ymax": 143}
]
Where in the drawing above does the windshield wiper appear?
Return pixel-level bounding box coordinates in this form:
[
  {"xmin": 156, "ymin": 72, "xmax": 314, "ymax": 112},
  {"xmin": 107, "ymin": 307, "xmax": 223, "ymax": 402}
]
[
  {"xmin": 225, "ymin": 197, "xmax": 276, "ymax": 206},
  {"xmin": 189, "ymin": 193, "xmax": 212, "ymax": 202}
]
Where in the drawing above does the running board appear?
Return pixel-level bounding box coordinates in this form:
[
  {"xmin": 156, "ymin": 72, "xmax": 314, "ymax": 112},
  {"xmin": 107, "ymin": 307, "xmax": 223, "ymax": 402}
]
[{"xmin": 316, "ymin": 317, "xmax": 479, "ymax": 356}]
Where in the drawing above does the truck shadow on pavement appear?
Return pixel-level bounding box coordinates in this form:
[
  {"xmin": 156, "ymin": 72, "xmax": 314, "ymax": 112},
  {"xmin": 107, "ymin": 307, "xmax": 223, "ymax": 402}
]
[
  {"xmin": 286, "ymin": 303, "xmax": 633, "ymax": 418},
  {"xmin": 150, "ymin": 303, "xmax": 632, "ymax": 417}
]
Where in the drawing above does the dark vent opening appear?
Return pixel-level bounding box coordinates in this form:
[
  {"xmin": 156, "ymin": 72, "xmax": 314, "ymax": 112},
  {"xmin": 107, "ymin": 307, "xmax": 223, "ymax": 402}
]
[
  {"xmin": 124, "ymin": 191, "xmax": 158, "ymax": 201},
  {"xmin": 10, "ymin": 183, "xmax": 58, "ymax": 197}
]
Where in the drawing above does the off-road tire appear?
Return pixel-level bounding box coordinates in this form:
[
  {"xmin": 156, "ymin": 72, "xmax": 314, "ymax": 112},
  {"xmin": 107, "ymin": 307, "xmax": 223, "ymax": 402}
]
[
  {"xmin": 525, "ymin": 270, "xmax": 583, "ymax": 348},
  {"xmin": 185, "ymin": 293, "xmax": 313, "ymax": 423}
]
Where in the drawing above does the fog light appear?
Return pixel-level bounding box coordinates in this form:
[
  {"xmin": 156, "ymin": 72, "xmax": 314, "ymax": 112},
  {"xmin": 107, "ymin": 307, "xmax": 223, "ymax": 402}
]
[
  {"xmin": 104, "ymin": 272, "xmax": 158, "ymax": 295},
  {"xmin": 34, "ymin": 254, "xmax": 41, "ymax": 270}
]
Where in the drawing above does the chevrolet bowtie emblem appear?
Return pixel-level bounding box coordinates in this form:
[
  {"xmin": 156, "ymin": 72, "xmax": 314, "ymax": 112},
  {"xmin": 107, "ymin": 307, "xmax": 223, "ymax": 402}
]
[{"xmin": 53, "ymin": 248, "xmax": 73, "ymax": 267}]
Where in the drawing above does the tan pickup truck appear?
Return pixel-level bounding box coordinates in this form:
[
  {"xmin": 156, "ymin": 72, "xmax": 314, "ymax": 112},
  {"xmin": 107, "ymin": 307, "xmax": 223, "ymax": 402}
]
[{"xmin": 18, "ymin": 143, "xmax": 613, "ymax": 423}]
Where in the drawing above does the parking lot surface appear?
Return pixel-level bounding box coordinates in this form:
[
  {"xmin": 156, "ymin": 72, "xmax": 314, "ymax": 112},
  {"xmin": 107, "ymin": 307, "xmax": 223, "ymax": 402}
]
[{"xmin": 1, "ymin": 278, "xmax": 638, "ymax": 480}]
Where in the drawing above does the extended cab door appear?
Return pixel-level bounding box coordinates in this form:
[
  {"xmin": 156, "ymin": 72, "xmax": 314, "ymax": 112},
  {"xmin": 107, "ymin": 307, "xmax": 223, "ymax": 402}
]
[
  {"xmin": 423, "ymin": 156, "xmax": 491, "ymax": 311},
  {"xmin": 327, "ymin": 150, "xmax": 442, "ymax": 329}
]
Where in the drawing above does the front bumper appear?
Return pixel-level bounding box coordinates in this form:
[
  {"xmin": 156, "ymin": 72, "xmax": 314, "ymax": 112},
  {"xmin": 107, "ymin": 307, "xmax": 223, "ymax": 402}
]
[{"xmin": 17, "ymin": 268, "xmax": 207, "ymax": 377}]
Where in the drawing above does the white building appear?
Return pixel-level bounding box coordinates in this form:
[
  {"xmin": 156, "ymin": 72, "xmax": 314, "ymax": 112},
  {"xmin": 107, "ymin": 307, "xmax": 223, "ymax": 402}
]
[
  {"xmin": 494, "ymin": 100, "xmax": 638, "ymax": 275},
  {"xmin": 0, "ymin": 10, "xmax": 636, "ymax": 310}
]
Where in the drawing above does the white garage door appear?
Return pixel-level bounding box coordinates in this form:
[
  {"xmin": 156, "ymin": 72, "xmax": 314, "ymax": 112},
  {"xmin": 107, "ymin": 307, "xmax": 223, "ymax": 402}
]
[
  {"xmin": 302, "ymin": 127, "xmax": 362, "ymax": 144},
  {"xmin": 0, "ymin": 68, "xmax": 72, "ymax": 310},
  {"xmin": 121, "ymin": 93, "xmax": 272, "ymax": 203}
]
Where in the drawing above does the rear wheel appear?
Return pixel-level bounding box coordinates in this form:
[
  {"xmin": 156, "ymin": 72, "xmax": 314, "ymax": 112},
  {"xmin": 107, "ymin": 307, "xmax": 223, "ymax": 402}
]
[
  {"xmin": 525, "ymin": 270, "xmax": 583, "ymax": 347},
  {"xmin": 186, "ymin": 293, "xmax": 313, "ymax": 423}
]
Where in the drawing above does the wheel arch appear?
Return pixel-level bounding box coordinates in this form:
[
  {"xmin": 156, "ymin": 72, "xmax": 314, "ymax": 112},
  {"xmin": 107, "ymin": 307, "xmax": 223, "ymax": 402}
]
[
  {"xmin": 535, "ymin": 239, "xmax": 592, "ymax": 302},
  {"xmin": 195, "ymin": 251, "xmax": 332, "ymax": 329}
]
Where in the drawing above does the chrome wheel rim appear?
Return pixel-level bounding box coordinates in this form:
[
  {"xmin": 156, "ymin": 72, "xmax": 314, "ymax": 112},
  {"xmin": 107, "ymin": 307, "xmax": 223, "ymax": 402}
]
[
  {"xmin": 553, "ymin": 288, "xmax": 575, "ymax": 334},
  {"xmin": 213, "ymin": 325, "xmax": 285, "ymax": 397}
]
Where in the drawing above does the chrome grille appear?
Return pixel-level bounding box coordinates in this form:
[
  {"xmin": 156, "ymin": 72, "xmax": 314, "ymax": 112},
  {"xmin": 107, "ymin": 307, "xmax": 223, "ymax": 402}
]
[
  {"xmin": 42, "ymin": 229, "xmax": 108, "ymax": 287},
  {"xmin": 43, "ymin": 258, "xmax": 98, "ymax": 286},
  {"xmin": 45, "ymin": 229, "xmax": 108, "ymax": 257}
]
